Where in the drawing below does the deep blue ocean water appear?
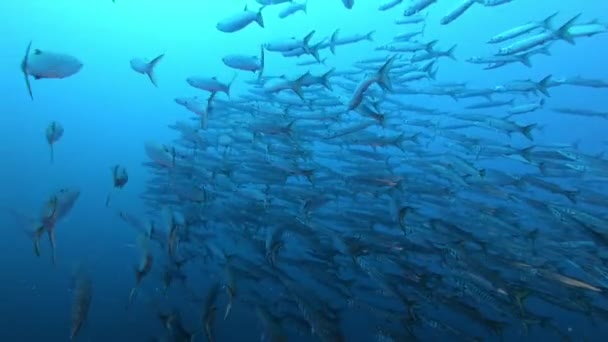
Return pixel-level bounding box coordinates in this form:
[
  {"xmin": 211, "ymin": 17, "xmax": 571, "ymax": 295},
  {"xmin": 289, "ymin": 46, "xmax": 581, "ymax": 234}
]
[{"xmin": 1, "ymin": 1, "xmax": 607, "ymax": 341}]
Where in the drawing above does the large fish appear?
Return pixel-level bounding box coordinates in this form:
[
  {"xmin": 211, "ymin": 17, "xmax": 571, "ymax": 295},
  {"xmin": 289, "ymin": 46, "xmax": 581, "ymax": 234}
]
[{"xmin": 20, "ymin": 41, "xmax": 83, "ymax": 100}]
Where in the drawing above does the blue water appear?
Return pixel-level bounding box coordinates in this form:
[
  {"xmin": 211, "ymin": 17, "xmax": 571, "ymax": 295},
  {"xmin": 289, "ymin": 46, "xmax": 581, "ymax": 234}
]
[{"xmin": 1, "ymin": 0, "xmax": 607, "ymax": 341}]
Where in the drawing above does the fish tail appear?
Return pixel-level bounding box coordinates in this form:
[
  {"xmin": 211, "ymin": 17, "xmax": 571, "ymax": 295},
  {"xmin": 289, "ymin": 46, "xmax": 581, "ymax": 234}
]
[
  {"xmin": 48, "ymin": 229, "xmax": 57, "ymax": 267},
  {"xmin": 330, "ymin": 29, "xmax": 339, "ymax": 55},
  {"xmin": 366, "ymin": 30, "xmax": 376, "ymax": 42},
  {"xmin": 520, "ymin": 123, "xmax": 537, "ymax": 141},
  {"xmin": 519, "ymin": 54, "xmax": 531, "ymax": 67},
  {"xmin": 446, "ymin": 44, "xmax": 457, "ymax": 60},
  {"xmin": 21, "ymin": 40, "xmax": 34, "ymax": 100},
  {"xmin": 256, "ymin": 6, "xmax": 265, "ymax": 28},
  {"xmin": 146, "ymin": 53, "xmax": 165, "ymax": 87},
  {"xmin": 376, "ymin": 55, "xmax": 397, "ymax": 92},
  {"xmin": 227, "ymin": 73, "xmax": 238, "ymax": 97},
  {"xmin": 537, "ymin": 74, "xmax": 552, "ymax": 97},
  {"xmin": 258, "ymin": 45, "xmax": 265, "ymax": 81},
  {"xmin": 302, "ymin": 30, "xmax": 316, "ymax": 54},
  {"xmin": 321, "ymin": 68, "xmax": 335, "ymax": 90},
  {"xmin": 556, "ymin": 13, "xmax": 581, "ymax": 44},
  {"xmin": 291, "ymin": 75, "xmax": 306, "ymax": 100},
  {"xmin": 425, "ymin": 39, "xmax": 438, "ymax": 52},
  {"xmin": 542, "ymin": 11, "xmax": 559, "ymax": 30}
]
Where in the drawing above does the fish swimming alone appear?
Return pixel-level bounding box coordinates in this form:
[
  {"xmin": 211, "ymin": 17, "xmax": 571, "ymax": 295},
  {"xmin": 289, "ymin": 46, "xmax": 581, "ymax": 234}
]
[
  {"xmin": 130, "ymin": 54, "xmax": 164, "ymax": 87},
  {"xmin": 20, "ymin": 41, "xmax": 83, "ymax": 100}
]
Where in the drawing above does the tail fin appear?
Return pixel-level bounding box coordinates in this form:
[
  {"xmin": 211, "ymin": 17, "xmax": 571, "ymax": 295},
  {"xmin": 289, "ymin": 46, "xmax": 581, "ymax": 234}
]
[
  {"xmin": 258, "ymin": 45, "xmax": 265, "ymax": 80},
  {"xmin": 537, "ymin": 74, "xmax": 552, "ymax": 97},
  {"xmin": 376, "ymin": 55, "xmax": 397, "ymax": 92},
  {"xmin": 425, "ymin": 40, "xmax": 438, "ymax": 52},
  {"xmin": 445, "ymin": 45, "xmax": 457, "ymax": 60},
  {"xmin": 366, "ymin": 30, "xmax": 376, "ymax": 42},
  {"xmin": 321, "ymin": 68, "xmax": 335, "ymax": 90},
  {"xmin": 291, "ymin": 74, "xmax": 307, "ymax": 100},
  {"xmin": 227, "ymin": 73, "xmax": 238, "ymax": 97},
  {"xmin": 521, "ymin": 123, "xmax": 537, "ymax": 141},
  {"xmin": 146, "ymin": 54, "xmax": 164, "ymax": 87},
  {"xmin": 542, "ymin": 11, "xmax": 559, "ymax": 30},
  {"xmin": 21, "ymin": 40, "xmax": 34, "ymax": 100},
  {"xmin": 302, "ymin": 30, "xmax": 316, "ymax": 55},
  {"xmin": 519, "ymin": 55, "xmax": 532, "ymax": 67},
  {"xmin": 308, "ymin": 42, "xmax": 322, "ymax": 62},
  {"xmin": 330, "ymin": 29, "xmax": 340, "ymax": 55},
  {"xmin": 556, "ymin": 13, "xmax": 581, "ymax": 44},
  {"xmin": 256, "ymin": 6, "xmax": 265, "ymax": 28}
]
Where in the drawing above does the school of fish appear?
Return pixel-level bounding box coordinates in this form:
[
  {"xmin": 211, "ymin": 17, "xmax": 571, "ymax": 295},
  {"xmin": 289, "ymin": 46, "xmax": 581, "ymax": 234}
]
[{"xmin": 10, "ymin": 0, "xmax": 608, "ymax": 340}]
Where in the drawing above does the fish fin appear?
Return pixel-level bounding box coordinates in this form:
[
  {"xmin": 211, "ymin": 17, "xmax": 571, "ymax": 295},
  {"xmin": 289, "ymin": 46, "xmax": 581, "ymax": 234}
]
[
  {"xmin": 321, "ymin": 68, "xmax": 335, "ymax": 90},
  {"xmin": 146, "ymin": 53, "xmax": 165, "ymax": 87},
  {"xmin": 48, "ymin": 229, "xmax": 57, "ymax": 267},
  {"xmin": 256, "ymin": 6, "xmax": 265, "ymax": 28},
  {"xmin": 330, "ymin": 29, "xmax": 339, "ymax": 55},
  {"xmin": 376, "ymin": 55, "xmax": 397, "ymax": 92},
  {"xmin": 21, "ymin": 40, "xmax": 34, "ymax": 100},
  {"xmin": 366, "ymin": 30, "xmax": 376, "ymax": 41},
  {"xmin": 425, "ymin": 40, "xmax": 438, "ymax": 52},
  {"xmin": 291, "ymin": 74, "xmax": 306, "ymax": 100},
  {"xmin": 537, "ymin": 75, "xmax": 552, "ymax": 97},
  {"xmin": 446, "ymin": 44, "xmax": 457, "ymax": 60},
  {"xmin": 519, "ymin": 55, "xmax": 531, "ymax": 67},
  {"xmin": 49, "ymin": 144, "xmax": 54, "ymax": 164},
  {"xmin": 227, "ymin": 73, "xmax": 238, "ymax": 97},
  {"xmin": 302, "ymin": 30, "xmax": 316, "ymax": 53},
  {"xmin": 33, "ymin": 49, "xmax": 42, "ymax": 55},
  {"xmin": 542, "ymin": 11, "xmax": 559, "ymax": 30},
  {"xmin": 258, "ymin": 45, "xmax": 265, "ymax": 80},
  {"xmin": 556, "ymin": 13, "xmax": 581, "ymax": 44},
  {"xmin": 521, "ymin": 123, "xmax": 537, "ymax": 141}
]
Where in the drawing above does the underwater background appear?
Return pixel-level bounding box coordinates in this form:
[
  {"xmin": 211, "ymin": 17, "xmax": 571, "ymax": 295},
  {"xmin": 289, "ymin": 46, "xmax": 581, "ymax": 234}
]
[{"xmin": 1, "ymin": 0, "xmax": 608, "ymax": 341}]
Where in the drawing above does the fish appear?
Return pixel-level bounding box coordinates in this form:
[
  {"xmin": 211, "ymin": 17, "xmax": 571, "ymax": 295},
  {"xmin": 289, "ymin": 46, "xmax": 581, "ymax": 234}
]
[
  {"xmin": 341, "ymin": 0, "xmax": 354, "ymax": 9},
  {"xmin": 222, "ymin": 46, "xmax": 265, "ymax": 79},
  {"xmin": 378, "ymin": 0, "xmax": 403, "ymax": 11},
  {"xmin": 487, "ymin": 12, "xmax": 559, "ymax": 44},
  {"xmin": 496, "ymin": 14, "xmax": 581, "ymax": 55},
  {"xmin": 130, "ymin": 54, "xmax": 164, "ymax": 87},
  {"xmin": 278, "ymin": 1, "xmax": 307, "ymax": 19},
  {"xmin": 507, "ymin": 98, "xmax": 545, "ymax": 115},
  {"xmin": 33, "ymin": 188, "xmax": 81, "ymax": 266},
  {"xmin": 70, "ymin": 267, "xmax": 92, "ymax": 340},
  {"xmin": 403, "ymin": 0, "xmax": 437, "ymax": 17},
  {"xmin": 186, "ymin": 74, "xmax": 237, "ymax": 97},
  {"xmin": 20, "ymin": 41, "xmax": 83, "ymax": 100},
  {"xmin": 106, "ymin": 165, "xmax": 129, "ymax": 207},
  {"xmin": 440, "ymin": 0, "xmax": 477, "ymax": 25},
  {"xmin": 216, "ymin": 5, "xmax": 265, "ymax": 33},
  {"xmin": 45, "ymin": 121, "xmax": 64, "ymax": 163}
]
